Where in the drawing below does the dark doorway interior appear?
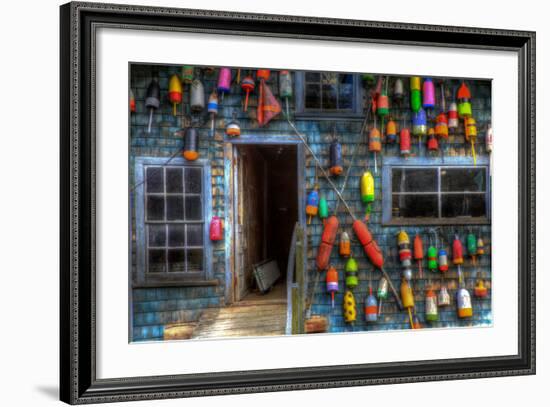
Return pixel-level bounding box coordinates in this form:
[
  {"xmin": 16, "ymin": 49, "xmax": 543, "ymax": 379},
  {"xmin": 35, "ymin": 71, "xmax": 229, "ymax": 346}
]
[{"xmin": 236, "ymin": 144, "xmax": 298, "ymax": 303}]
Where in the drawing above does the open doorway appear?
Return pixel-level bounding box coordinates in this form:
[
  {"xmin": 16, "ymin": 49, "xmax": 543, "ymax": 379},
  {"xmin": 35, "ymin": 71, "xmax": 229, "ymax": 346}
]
[{"xmin": 233, "ymin": 144, "xmax": 298, "ymax": 304}]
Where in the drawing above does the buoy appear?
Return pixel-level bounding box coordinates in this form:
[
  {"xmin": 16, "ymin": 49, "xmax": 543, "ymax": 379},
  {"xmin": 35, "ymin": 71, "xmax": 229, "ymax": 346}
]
[
  {"xmin": 217, "ymin": 67, "xmax": 232, "ymax": 101},
  {"xmin": 457, "ymin": 286, "xmax": 473, "ymax": 318},
  {"xmin": 326, "ymin": 266, "xmax": 339, "ymax": 308},
  {"xmin": 365, "ymin": 287, "xmax": 378, "ymax": 322},
  {"xmin": 353, "ymin": 220, "xmax": 383, "ymax": 269},
  {"xmin": 129, "ymin": 89, "xmax": 136, "ymax": 113},
  {"xmin": 209, "ymin": 216, "xmax": 223, "ymax": 241},
  {"xmin": 145, "ymin": 78, "xmax": 160, "ymax": 134},
  {"xmin": 477, "ymin": 238, "xmax": 485, "ymax": 256},
  {"xmin": 474, "ymin": 280, "xmax": 488, "ymax": 298},
  {"xmin": 401, "ymin": 279, "xmax": 415, "ymax": 328},
  {"xmin": 369, "ymin": 125, "xmax": 382, "ymax": 170},
  {"xmin": 397, "ymin": 230, "xmax": 412, "ymax": 268},
  {"xmin": 318, "ymin": 195, "xmax": 329, "ymax": 224},
  {"xmin": 329, "ymin": 139, "xmax": 343, "ymax": 176},
  {"xmin": 486, "ymin": 124, "xmax": 493, "ymax": 153},
  {"xmin": 344, "ymin": 256, "xmax": 358, "ymax": 288},
  {"xmin": 256, "ymin": 69, "xmax": 270, "ymax": 81},
  {"xmin": 361, "ymin": 73, "xmax": 376, "ymax": 86},
  {"xmin": 438, "ymin": 284, "xmax": 451, "ymax": 306},
  {"xmin": 386, "ymin": 118, "xmax": 397, "ymax": 144},
  {"xmin": 457, "ymin": 82, "xmax": 472, "ymax": 118},
  {"xmin": 448, "ymin": 101, "xmax": 459, "ymax": 131},
  {"xmin": 207, "ymin": 91, "xmax": 218, "ymax": 133},
  {"xmin": 422, "ymin": 78, "xmax": 435, "ymax": 109},
  {"xmin": 168, "ymin": 74, "xmax": 183, "ymax": 116},
  {"xmin": 435, "ymin": 112, "xmax": 449, "ymax": 138},
  {"xmin": 340, "ymin": 232, "xmax": 351, "ymax": 258},
  {"xmin": 360, "ymin": 171, "xmax": 375, "ymax": 217},
  {"xmin": 412, "ymin": 108, "xmax": 427, "ymax": 137},
  {"xmin": 427, "ymin": 127, "xmax": 439, "ymax": 152},
  {"xmin": 183, "ymin": 127, "xmax": 199, "ymax": 161},
  {"xmin": 377, "ymin": 277, "xmax": 389, "ymax": 315},
  {"xmin": 316, "ymin": 215, "xmax": 338, "ymax": 271},
  {"xmin": 438, "ymin": 248, "xmax": 449, "ymax": 272},
  {"xmin": 467, "ymin": 233, "xmax": 477, "ymax": 266},
  {"xmin": 225, "ymin": 112, "xmax": 241, "ymax": 138},
  {"xmin": 413, "ymin": 234, "xmax": 424, "ymax": 278},
  {"xmin": 453, "ymin": 236, "xmax": 464, "ymax": 266},
  {"xmin": 306, "ymin": 188, "xmax": 319, "ymax": 224},
  {"xmin": 279, "ymin": 70, "xmax": 293, "ymax": 116},
  {"xmin": 181, "ymin": 66, "xmax": 194, "ymax": 84},
  {"xmin": 377, "ymin": 89, "xmax": 389, "ymax": 118},
  {"xmin": 241, "ymin": 75, "xmax": 255, "ymax": 112},
  {"xmin": 343, "ymin": 290, "xmax": 357, "ymax": 323},
  {"xmin": 427, "ymin": 245, "xmax": 438, "ymax": 272},
  {"xmin": 190, "ymin": 78, "xmax": 205, "ymax": 113},
  {"xmin": 425, "ymin": 286, "xmax": 439, "ymax": 322},
  {"xmin": 400, "ymin": 127, "xmax": 411, "ymax": 156},
  {"xmin": 410, "ymin": 76, "xmax": 421, "ymax": 112},
  {"xmin": 353, "ymin": 220, "xmax": 403, "ymax": 309},
  {"xmin": 393, "ymin": 78, "xmax": 404, "ymax": 103},
  {"xmin": 465, "ymin": 117, "xmax": 478, "ymax": 164}
]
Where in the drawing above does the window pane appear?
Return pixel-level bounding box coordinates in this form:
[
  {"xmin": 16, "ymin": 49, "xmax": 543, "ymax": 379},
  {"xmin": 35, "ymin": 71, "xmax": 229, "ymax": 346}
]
[
  {"xmin": 392, "ymin": 168, "xmax": 437, "ymax": 192},
  {"xmin": 168, "ymin": 224, "xmax": 185, "ymax": 247},
  {"xmin": 166, "ymin": 167, "xmax": 183, "ymax": 193},
  {"xmin": 392, "ymin": 194, "xmax": 438, "ymax": 218},
  {"xmin": 184, "ymin": 168, "xmax": 202, "ymax": 193},
  {"xmin": 321, "ymin": 72, "xmax": 338, "ymax": 85},
  {"xmin": 166, "ymin": 196, "xmax": 184, "ymax": 220},
  {"xmin": 167, "ymin": 249, "xmax": 186, "ymax": 272},
  {"xmin": 339, "ymin": 74, "xmax": 353, "ymax": 85},
  {"xmin": 441, "ymin": 194, "xmax": 486, "ymax": 218},
  {"xmin": 186, "ymin": 249, "xmax": 203, "ymax": 272},
  {"xmin": 146, "ymin": 196, "xmax": 164, "ymax": 221},
  {"xmin": 187, "ymin": 224, "xmax": 203, "ymax": 247},
  {"xmin": 185, "ymin": 196, "xmax": 203, "ymax": 220},
  {"xmin": 148, "ymin": 224, "xmax": 165, "ymax": 247},
  {"xmin": 441, "ymin": 168, "xmax": 486, "ymax": 192},
  {"xmin": 338, "ymin": 83, "xmax": 353, "ymax": 109},
  {"xmin": 305, "ymin": 72, "xmax": 320, "ymax": 82},
  {"xmin": 148, "ymin": 249, "xmax": 166, "ymax": 273},
  {"xmin": 305, "ymin": 83, "xmax": 320, "ymax": 109},
  {"xmin": 146, "ymin": 167, "xmax": 163, "ymax": 193},
  {"xmin": 322, "ymin": 84, "xmax": 337, "ymax": 110}
]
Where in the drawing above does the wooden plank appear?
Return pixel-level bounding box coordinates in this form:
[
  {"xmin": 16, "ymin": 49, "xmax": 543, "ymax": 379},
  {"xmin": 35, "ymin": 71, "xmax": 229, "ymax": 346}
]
[{"xmin": 292, "ymin": 225, "xmax": 305, "ymax": 334}]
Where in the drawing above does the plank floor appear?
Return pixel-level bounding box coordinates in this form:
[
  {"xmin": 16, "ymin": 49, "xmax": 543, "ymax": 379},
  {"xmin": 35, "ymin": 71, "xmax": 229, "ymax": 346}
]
[{"xmin": 192, "ymin": 285, "xmax": 287, "ymax": 339}]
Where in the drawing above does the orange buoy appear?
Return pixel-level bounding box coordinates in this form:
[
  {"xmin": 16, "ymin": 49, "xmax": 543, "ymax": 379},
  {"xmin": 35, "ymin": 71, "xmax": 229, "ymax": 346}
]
[
  {"xmin": 339, "ymin": 232, "xmax": 351, "ymax": 257},
  {"xmin": 316, "ymin": 216, "xmax": 339, "ymax": 271},
  {"xmin": 413, "ymin": 233, "xmax": 424, "ymax": 278},
  {"xmin": 168, "ymin": 74, "xmax": 183, "ymax": 116}
]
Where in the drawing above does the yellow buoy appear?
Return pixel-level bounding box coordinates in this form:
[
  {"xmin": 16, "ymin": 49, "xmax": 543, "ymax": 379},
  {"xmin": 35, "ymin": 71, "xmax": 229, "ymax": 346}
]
[{"xmin": 343, "ymin": 290, "xmax": 357, "ymax": 324}]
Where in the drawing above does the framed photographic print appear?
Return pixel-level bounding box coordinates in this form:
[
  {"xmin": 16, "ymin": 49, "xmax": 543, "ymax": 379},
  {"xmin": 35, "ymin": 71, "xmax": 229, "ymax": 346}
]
[{"xmin": 60, "ymin": 1, "xmax": 535, "ymax": 404}]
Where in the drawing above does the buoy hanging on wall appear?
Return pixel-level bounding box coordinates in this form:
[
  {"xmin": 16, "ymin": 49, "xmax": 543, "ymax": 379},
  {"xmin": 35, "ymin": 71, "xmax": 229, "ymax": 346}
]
[
  {"xmin": 422, "ymin": 77, "xmax": 436, "ymax": 109},
  {"xmin": 457, "ymin": 82, "xmax": 472, "ymax": 118},
  {"xmin": 365, "ymin": 287, "xmax": 378, "ymax": 323},
  {"xmin": 400, "ymin": 127, "xmax": 411, "ymax": 156},
  {"xmin": 329, "ymin": 139, "xmax": 343, "ymax": 176},
  {"xmin": 279, "ymin": 70, "xmax": 293, "ymax": 116},
  {"xmin": 377, "ymin": 277, "xmax": 389, "ymax": 315},
  {"xmin": 425, "ymin": 286, "xmax": 439, "ymax": 322},
  {"xmin": 438, "ymin": 284, "xmax": 451, "ymax": 307},
  {"xmin": 217, "ymin": 68, "xmax": 232, "ymax": 101},
  {"xmin": 305, "ymin": 188, "xmax": 319, "ymax": 225},
  {"xmin": 181, "ymin": 66, "xmax": 194, "ymax": 84},
  {"xmin": 225, "ymin": 112, "xmax": 241, "ymax": 138},
  {"xmin": 190, "ymin": 78, "xmax": 205, "ymax": 113},
  {"xmin": 410, "ymin": 76, "xmax": 421, "ymax": 112},
  {"xmin": 145, "ymin": 78, "xmax": 160, "ymax": 134},
  {"xmin": 182, "ymin": 127, "xmax": 199, "ymax": 161},
  {"xmin": 209, "ymin": 216, "xmax": 223, "ymax": 241},
  {"xmin": 386, "ymin": 118, "xmax": 397, "ymax": 144},
  {"xmin": 448, "ymin": 101, "xmax": 459, "ymax": 131},
  {"xmin": 344, "ymin": 257, "xmax": 358, "ymax": 289},
  {"xmin": 241, "ymin": 75, "xmax": 255, "ymax": 112},
  {"xmin": 360, "ymin": 171, "xmax": 375, "ymax": 217},
  {"xmin": 316, "ymin": 215, "xmax": 338, "ymax": 271},
  {"xmin": 207, "ymin": 91, "xmax": 218, "ymax": 133},
  {"xmin": 326, "ymin": 266, "xmax": 339, "ymax": 308},
  {"xmin": 343, "ymin": 290, "xmax": 357, "ymax": 323},
  {"xmin": 168, "ymin": 74, "xmax": 183, "ymax": 116},
  {"xmin": 129, "ymin": 89, "xmax": 136, "ymax": 113},
  {"xmin": 339, "ymin": 232, "xmax": 351, "ymax": 258}
]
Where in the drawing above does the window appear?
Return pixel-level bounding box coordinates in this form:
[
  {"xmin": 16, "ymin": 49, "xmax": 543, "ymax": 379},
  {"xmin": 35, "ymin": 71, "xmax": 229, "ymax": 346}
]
[
  {"xmin": 294, "ymin": 71, "xmax": 363, "ymax": 117},
  {"xmin": 134, "ymin": 158, "xmax": 212, "ymax": 286},
  {"xmin": 382, "ymin": 157, "xmax": 490, "ymax": 225}
]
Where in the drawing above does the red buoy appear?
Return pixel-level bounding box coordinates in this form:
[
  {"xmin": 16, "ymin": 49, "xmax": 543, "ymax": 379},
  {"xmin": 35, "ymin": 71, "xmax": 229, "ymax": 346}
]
[
  {"xmin": 316, "ymin": 215, "xmax": 339, "ymax": 271},
  {"xmin": 209, "ymin": 216, "xmax": 223, "ymax": 241},
  {"xmin": 352, "ymin": 219, "xmax": 383, "ymax": 269}
]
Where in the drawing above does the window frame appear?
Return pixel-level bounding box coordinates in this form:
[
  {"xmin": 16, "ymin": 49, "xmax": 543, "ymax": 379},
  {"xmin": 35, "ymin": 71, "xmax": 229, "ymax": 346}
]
[
  {"xmin": 133, "ymin": 157, "xmax": 214, "ymax": 287},
  {"xmin": 294, "ymin": 71, "xmax": 364, "ymax": 119},
  {"xmin": 382, "ymin": 156, "xmax": 491, "ymax": 226}
]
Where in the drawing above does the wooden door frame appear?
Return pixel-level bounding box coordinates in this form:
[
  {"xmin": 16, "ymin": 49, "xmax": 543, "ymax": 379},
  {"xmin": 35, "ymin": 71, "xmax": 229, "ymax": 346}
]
[{"xmin": 223, "ymin": 135, "xmax": 306, "ymax": 305}]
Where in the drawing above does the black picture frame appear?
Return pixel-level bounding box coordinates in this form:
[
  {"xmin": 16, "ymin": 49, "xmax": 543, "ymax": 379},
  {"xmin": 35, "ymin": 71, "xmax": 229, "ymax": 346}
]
[{"xmin": 60, "ymin": 2, "xmax": 536, "ymax": 404}]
